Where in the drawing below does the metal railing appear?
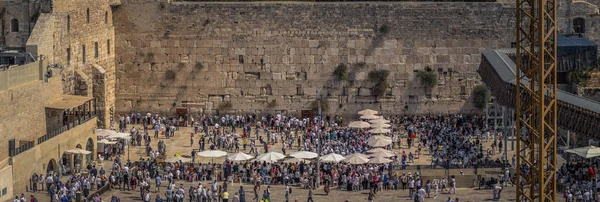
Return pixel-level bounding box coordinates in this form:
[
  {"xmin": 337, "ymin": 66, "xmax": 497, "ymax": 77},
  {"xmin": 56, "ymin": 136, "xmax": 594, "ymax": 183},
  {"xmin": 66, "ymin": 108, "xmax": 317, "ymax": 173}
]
[
  {"xmin": 37, "ymin": 112, "xmax": 97, "ymax": 144},
  {"xmin": 12, "ymin": 141, "xmax": 35, "ymax": 156}
]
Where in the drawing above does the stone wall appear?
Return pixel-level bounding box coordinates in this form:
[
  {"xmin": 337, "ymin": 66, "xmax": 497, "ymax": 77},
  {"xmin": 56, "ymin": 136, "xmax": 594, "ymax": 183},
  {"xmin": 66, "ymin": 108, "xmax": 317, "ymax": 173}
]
[
  {"xmin": 558, "ymin": 0, "xmax": 600, "ymax": 50},
  {"xmin": 24, "ymin": 0, "xmax": 118, "ymax": 128},
  {"xmin": 0, "ymin": 0, "xmax": 32, "ymax": 47},
  {"xmin": 114, "ymin": 1, "xmax": 516, "ymax": 117}
]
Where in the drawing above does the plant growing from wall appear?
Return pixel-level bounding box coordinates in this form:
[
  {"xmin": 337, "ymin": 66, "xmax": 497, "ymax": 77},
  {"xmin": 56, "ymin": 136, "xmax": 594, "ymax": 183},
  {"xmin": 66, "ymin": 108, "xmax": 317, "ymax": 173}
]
[
  {"xmin": 332, "ymin": 63, "xmax": 348, "ymax": 81},
  {"xmin": 378, "ymin": 24, "xmax": 390, "ymax": 35},
  {"xmin": 311, "ymin": 99, "xmax": 329, "ymax": 114},
  {"xmin": 472, "ymin": 85, "xmax": 487, "ymax": 109},
  {"xmin": 165, "ymin": 70, "xmax": 176, "ymax": 80},
  {"xmin": 368, "ymin": 69, "xmax": 390, "ymax": 97},
  {"xmin": 571, "ymin": 69, "xmax": 591, "ymax": 86},
  {"xmin": 267, "ymin": 99, "xmax": 277, "ymax": 108},
  {"xmin": 218, "ymin": 102, "xmax": 232, "ymax": 110},
  {"xmin": 146, "ymin": 52, "xmax": 155, "ymax": 62},
  {"xmin": 195, "ymin": 62, "xmax": 204, "ymax": 71},
  {"xmin": 416, "ymin": 67, "xmax": 438, "ymax": 88}
]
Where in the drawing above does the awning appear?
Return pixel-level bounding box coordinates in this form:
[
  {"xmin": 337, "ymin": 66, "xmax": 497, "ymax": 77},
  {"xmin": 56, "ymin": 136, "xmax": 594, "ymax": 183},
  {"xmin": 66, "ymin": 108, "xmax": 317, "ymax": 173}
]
[{"xmin": 46, "ymin": 95, "xmax": 93, "ymax": 109}]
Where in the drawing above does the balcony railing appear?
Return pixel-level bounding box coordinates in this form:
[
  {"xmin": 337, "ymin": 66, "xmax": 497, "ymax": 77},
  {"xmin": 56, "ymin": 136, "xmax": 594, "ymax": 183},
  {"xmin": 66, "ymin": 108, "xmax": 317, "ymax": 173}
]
[
  {"xmin": 37, "ymin": 112, "xmax": 97, "ymax": 144},
  {"xmin": 11, "ymin": 141, "xmax": 35, "ymax": 156}
]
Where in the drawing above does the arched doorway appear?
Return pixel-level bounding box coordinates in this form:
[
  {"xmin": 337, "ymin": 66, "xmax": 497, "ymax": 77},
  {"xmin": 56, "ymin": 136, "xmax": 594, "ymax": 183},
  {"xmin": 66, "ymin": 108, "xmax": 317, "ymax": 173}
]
[
  {"xmin": 46, "ymin": 159, "xmax": 57, "ymax": 175},
  {"xmin": 60, "ymin": 152, "xmax": 71, "ymax": 175},
  {"xmin": 85, "ymin": 138, "xmax": 94, "ymax": 164},
  {"xmin": 74, "ymin": 144, "xmax": 83, "ymax": 170}
]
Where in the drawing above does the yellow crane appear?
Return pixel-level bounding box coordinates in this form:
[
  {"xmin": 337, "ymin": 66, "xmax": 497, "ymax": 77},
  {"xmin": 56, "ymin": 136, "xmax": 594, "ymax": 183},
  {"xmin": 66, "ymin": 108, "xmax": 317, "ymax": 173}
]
[{"xmin": 515, "ymin": 0, "xmax": 558, "ymax": 200}]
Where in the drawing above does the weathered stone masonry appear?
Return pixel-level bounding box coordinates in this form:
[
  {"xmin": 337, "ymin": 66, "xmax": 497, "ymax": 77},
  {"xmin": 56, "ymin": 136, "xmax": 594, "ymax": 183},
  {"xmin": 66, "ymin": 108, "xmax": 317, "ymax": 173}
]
[{"xmin": 114, "ymin": 1, "xmax": 516, "ymax": 117}]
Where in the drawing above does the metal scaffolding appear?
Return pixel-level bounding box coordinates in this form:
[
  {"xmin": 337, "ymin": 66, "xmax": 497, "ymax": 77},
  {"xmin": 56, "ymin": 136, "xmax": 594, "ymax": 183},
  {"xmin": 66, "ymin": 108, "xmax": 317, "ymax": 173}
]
[{"xmin": 515, "ymin": 0, "xmax": 558, "ymax": 200}]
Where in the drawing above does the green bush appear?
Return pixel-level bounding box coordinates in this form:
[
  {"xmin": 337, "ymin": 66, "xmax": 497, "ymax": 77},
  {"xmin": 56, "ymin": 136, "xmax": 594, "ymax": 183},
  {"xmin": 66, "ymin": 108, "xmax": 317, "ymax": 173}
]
[
  {"xmin": 165, "ymin": 70, "xmax": 176, "ymax": 80},
  {"xmin": 571, "ymin": 69, "xmax": 591, "ymax": 86},
  {"xmin": 368, "ymin": 70, "xmax": 390, "ymax": 82},
  {"xmin": 267, "ymin": 100, "xmax": 277, "ymax": 108},
  {"xmin": 332, "ymin": 63, "xmax": 348, "ymax": 81},
  {"xmin": 372, "ymin": 80, "xmax": 389, "ymax": 97},
  {"xmin": 311, "ymin": 99, "xmax": 329, "ymax": 114},
  {"xmin": 416, "ymin": 67, "xmax": 438, "ymax": 88},
  {"xmin": 472, "ymin": 85, "xmax": 487, "ymax": 109},
  {"xmin": 218, "ymin": 102, "xmax": 232, "ymax": 110}
]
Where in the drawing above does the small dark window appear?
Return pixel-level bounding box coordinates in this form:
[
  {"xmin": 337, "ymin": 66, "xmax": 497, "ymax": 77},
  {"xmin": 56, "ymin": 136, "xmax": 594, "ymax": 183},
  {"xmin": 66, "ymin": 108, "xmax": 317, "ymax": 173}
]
[
  {"xmin": 266, "ymin": 84, "xmax": 272, "ymax": 95},
  {"xmin": 94, "ymin": 42, "xmax": 98, "ymax": 58},
  {"xmin": 67, "ymin": 48, "xmax": 71, "ymax": 65},
  {"xmin": 460, "ymin": 86, "xmax": 466, "ymax": 95},
  {"xmin": 67, "ymin": 15, "xmax": 70, "ymax": 32},
  {"xmin": 82, "ymin": 45, "xmax": 86, "ymax": 64},
  {"xmin": 107, "ymin": 40, "xmax": 110, "ymax": 55},
  {"xmin": 296, "ymin": 85, "xmax": 304, "ymax": 95},
  {"xmin": 238, "ymin": 55, "xmax": 244, "ymax": 64},
  {"xmin": 574, "ymin": 18, "xmax": 585, "ymax": 33},
  {"xmin": 105, "ymin": 12, "xmax": 108, "ymax": 24},
  {"xmin": 86, "ymin": 8, "xmax": 90, "ymax": 24},
  {"xmin": 11, "ymin": 19, "xmax": 18, "ymax": 32}
]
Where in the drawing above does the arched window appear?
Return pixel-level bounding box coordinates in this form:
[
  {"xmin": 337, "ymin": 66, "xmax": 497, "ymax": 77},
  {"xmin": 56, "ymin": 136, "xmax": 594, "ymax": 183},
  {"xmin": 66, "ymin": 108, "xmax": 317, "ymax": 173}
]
[
  {"xmin": 11, "ymin": 19, "xmax": 18, "ymax": 32},
  {"xmin": 67, "ymin": 15, "xmax": 70, "ymax": 32},
  {"xmin": 86, "ymin": 8, "xmax": 90, "ymax": 23},
  {"xmin": 574, "ymin": 18, "xmax": 585, "ymax": 33},
  {"xmin": 105, "ymin": 12, "xmax": 108, "ymax": 24}
]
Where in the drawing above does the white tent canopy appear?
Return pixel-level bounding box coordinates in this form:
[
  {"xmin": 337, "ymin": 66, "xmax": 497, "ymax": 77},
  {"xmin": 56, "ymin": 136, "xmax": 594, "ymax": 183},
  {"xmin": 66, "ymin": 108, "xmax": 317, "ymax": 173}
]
[
  {"xmin": 96, "ymin": 129, "xmax": 117, "ymax": 137},
  {"xmin": 368, "ymin": 156, "xmax": 392, "ymax": 164},
  {"xmin": 97, "ymin": 139, "xmax": 117, "ymax": 145},
  {"xmin": 368, "ymin": 138, "xmax": 392, "ymax": 147},
  {"xmin": 360, "ymin": 114, "xmax": 380, "ymax": 120},
  {"xmin": 109, "ymin": 132, "xmax": 131, "ymax": 140},
  {"xmin": 344, "ymin": 154, "xmax": 369, "ymax": 165},
  {"xmin": 368, "ymin": 127, "xmax": 391, "ymax": 134},
  {"xmin": 566, "ymin": 146, "xmax": 600, "ymax": 159},
  {"xmin": 370, "ymin": 123, "xmax": 391, "ymax": 128},
  {"xmin": 65, "ymin": 148, "xmax": 92, "ymax": 155},
  {"xmin": 369, "ymin": 119, "xmax": 390, "ymax": 124},
  {"xmin": 255, "ymin": 152, "xmax": 286, "ymax": 163},
  {"xmin": 290, "ymin": 151, "xmax": 318, "ymax": 159}
]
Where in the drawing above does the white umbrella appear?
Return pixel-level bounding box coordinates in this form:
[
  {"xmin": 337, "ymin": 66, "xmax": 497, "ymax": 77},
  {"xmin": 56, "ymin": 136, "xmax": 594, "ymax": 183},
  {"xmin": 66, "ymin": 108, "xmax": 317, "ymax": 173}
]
[
  {"xmin": 97, "ymin": 139, "xmax": 117, "ymax": 145},
  {"xmin": 165, "ymin": 156, "xmax": 192, "ymax": 163},
  {"xmin": 368, "ymin": 156, "xmax": 393, "ymax": 164},
  {"xmin": 370, "ymin": 123, "xmax": 391, "ymax": 128},
  {"xmin": 227, "ymin": 152, "xmax": 254, "ymax": 161},
  {"xmin": 367, "ymin": 135, "xmax": 391, "ymax": 142},
  {"xmin": 358, "ymin": 109, "xmax": 378, "ymax": 115},
  {"xmin": 368, "ymin": 138, "xmax": 392, "ymax": 147},
  {"xmin": 256, "ymin": 152, "xmax": 286, "ymax": 163},
  {"xmin": 65, "ymin": 148, "xmax": 92, "ymax": 155},
  {"xmin": 366, "ymin": 148, "xmax": 394, "ymax": 155},
  {"xmin": 284, "ymin": 158, "xmax": 306, "ymax": 163},
  {"xmin": 566, "ymin": 146, "xmax": 600, "ymax": 159},
  {"xmin": 368, "ymin": 127, "xmax": 391, "ymax": 134},
  {"xmin": 369, "ymin": 152, "xmax": 394, "ymax": 158},
  {"xmin": 96, "ymin": 129, "xmax": 117, "ymax": 137},
  {"xmin": 369, "ymin": 119, "xmax": 390, "ymax": 124},
  {"xmin": 360, "ymin": 114, "xmax": 380, "ymax": 120},
  {"xmin": 344, "ymin": 154, "xmax": 369, "ymax": 165},
  {"xmin": 197, "ymin": 150, "xmax": 228, "ymax": 158},
  {"xmin": 320, "ymin": 153, "xmax": 346, "ymax": 163},
  {"xmin": 290, "ymin": 151, "xmax": 318, "ymax": 159},
  {"xmin": 109, "ymin": 132, "xmax": 131, "ymax": 139},
  {"xmin": 344, "ymin": 153, "xmax": 369, "ymax": 159},
  {"xmin": 348, "ymin": 121, "xmax": 371, "ymax": 129}
]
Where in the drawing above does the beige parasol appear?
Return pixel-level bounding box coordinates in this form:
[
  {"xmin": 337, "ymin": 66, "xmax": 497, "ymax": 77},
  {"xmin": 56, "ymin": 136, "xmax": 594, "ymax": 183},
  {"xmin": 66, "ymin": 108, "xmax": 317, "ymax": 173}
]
[
  {"xmin": 96, "ymin": 129, "xmax": 117, "ymax": 137},
  {"xmin": 370, "ymin": 123, "xmax": 391, "ymax": 128},
  {"xmin": 369, "ymin": 119, "xmax": 391, "ymax": 124},
  {"xmin": 97, "ymin": 139, "xmax": 117, "ymax": 145},
  {"xmin": 369, "ymin": 152, "xmax": 395, "ymax": 158},
  {"xmin": 290, "ymin": 151, "xmax": 318, "ymax": 159},
  {"xmin": 358, "ymin": 109, "xmax": 379, "ymax": 115},
  {"xmin": 227, "ymin": 152, "xmax": 254, "ymax": 161},
  {"xmin": 368, "ymin": 156, "xmax": 393, "ymax": 164},
  {"xmin": 319, "ymin": 153, "xmax": 346, "ymax": 163},
  {"xmin": 197, "ymin": 150, "xmax": 228, "ymax": 158},
  {"xmin": 109, "ymin": 132, "xmax": 131, "ymax": 140},
  {"xmin": 368, "ymin": 127, "xmax": 391, "ymax": 134},
  {"xmin": 360, "ymin": 114, "xmax": 380, "ymax": 120},
  {"xmin": 366, "ymin": 148, "xmax": 394, "ymax": 155},
  {"xmin": 344, "ymin": 154, "xmax": 369, "ymax": 165},
  {"xmin": 367, "ymin": 138, "xmax": 393, "ymax": 147},
  {"xmin": 255, "ymin": 152, "xmax": 286, "ymax": 163},
  {"xmin": 65, "ymin": 148, "xmax": 92, "ymax": 155},
  {"xmin": 284, "ymin": 158, "xmax": 307, "ymax": 163},
  {"xmin": 348, "ymin": 121, "xmax": 371, "ymax": 129}
]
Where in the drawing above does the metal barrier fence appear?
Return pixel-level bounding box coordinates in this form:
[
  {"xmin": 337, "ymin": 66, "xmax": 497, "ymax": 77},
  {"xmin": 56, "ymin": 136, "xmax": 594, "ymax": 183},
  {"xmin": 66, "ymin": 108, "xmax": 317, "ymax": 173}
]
[
  {"xmin": 37, "ymin": 113, "xmax": 96, "ymax": 144},
  {"xmin": 12, "ymin": 141, "xmax": 35, "ymax": 156}
]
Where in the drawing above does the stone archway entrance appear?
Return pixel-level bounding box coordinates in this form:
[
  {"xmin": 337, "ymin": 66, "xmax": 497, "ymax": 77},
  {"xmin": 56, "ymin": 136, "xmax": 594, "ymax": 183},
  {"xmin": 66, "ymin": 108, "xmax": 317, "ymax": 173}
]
[
  {"xmin": 85, "ymin": 138, "xmax": 94, "ymax": 164},
  {"xmin": 46, "ymin": 159, "xmax": 57, "ymax": 175}
]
